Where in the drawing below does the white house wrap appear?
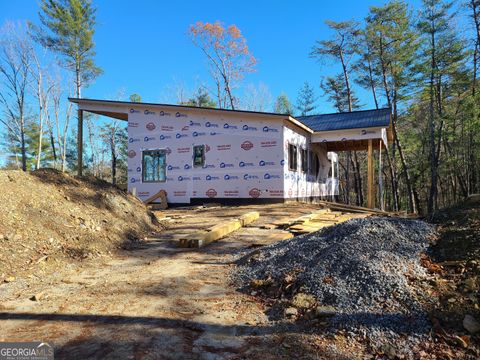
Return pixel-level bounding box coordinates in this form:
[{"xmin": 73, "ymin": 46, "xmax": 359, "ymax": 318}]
[{"xmin": 69, "ymin": 98, "xmax": 392, "ymax": 206}]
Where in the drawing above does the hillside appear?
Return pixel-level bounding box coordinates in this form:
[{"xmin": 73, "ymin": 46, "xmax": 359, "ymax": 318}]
[{"xmin": 0, "ymin": 169, "xmax": 160, "ymax": 279}]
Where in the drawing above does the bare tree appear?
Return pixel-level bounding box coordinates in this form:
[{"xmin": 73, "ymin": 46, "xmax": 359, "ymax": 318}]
[
  {"xmin": 189, "ymin": 21, "xmax": 257, "ymax": 109},
  {"xmin": 242, "ymin": 82, "xmax": 273, "ymax": 112},
  {"xmin": 0, "ymin": 22, "xmax": 33, "ymax": 171}
]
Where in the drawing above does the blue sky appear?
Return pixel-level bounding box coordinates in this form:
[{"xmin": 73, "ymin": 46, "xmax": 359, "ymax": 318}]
[{"xmin": 0, "ymin": 0, "xmax": 430, "ymax": 114}]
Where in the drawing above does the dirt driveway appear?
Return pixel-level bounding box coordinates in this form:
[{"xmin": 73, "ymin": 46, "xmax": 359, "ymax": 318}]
[{"xmin": 0, "ymin": 203, "xmax": 360, "ymax": 359}]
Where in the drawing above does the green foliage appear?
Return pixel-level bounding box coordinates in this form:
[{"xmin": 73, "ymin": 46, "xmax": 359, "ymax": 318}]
[
  {"xmin": 296, "ymin": 82, "xmax": 317, "ymax": 116},
  {"xmin": 321, "ymin": 74, "xmax": 361, "ymax": 112},
  {"xmin": 129, "ymin": 93, "xmax": 142, "ymax": 103},
  {"xmin": 4, "ymin": 120, "xmax": 53, "ymax": 170},
  {"xmin": 274, "ymin": 93, "xmax": 293, "ymax": 114},
  {"xmin": 180, "ymin": 88, "xmax": 216, "ymax": 108},
  {"xmin": 30, "ymin": 0, "xmax": 102, "ymax": 96}
]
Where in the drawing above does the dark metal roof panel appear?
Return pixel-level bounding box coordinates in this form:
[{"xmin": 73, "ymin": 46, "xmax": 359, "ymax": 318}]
[{"xmin": 297, "ymin": 108, "xmax": 391, "ymax": 132}]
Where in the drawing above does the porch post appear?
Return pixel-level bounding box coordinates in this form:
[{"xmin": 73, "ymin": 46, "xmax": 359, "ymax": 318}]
[
  {"xmin": 77, "ymin": 109, "xmax": 83, "ymax": 176},
  {"xmin": 379, "ymin": 140, "xmax": 384, "ymax": 211},
  {"xmin": 367, "ymin": 139, "xmax": 375, "ymax": 209}
]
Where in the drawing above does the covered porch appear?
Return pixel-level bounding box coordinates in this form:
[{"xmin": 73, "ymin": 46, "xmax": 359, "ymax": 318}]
[{"xmin": 298, "ymin": 108, "xmax": 392, "ymax": 209}]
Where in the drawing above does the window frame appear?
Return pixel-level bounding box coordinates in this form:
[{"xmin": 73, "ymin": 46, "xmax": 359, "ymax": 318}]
[
  {"xmin": 193, "ymin": 144, "xmax": 206, "ymax": 168},
  {"xmin": 288, "ymin": 143, "xmax": 298, "ymax": 172},
  {"xmin": 142, "ymin": 149, "xmax": 167, "ymax": 183},
  {"xmin": 309, "ymin": 151, "xmax": 319, "ymax": 179},
  {"xmin": 300, "ymin": 148, "xmax": 308, "ymax": 173}
]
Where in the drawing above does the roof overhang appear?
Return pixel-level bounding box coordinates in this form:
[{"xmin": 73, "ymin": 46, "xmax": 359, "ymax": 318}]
[
  {"xmin": 69, "ymin": 98, "xmax": 391, "ymax": 148},
  {"xmin": 69, "ymin": 97, "xmax": 291, "ymax": 121}
]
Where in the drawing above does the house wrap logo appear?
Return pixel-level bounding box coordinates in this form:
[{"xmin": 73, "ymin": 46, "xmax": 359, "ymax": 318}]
[
  {"xmin": 264, "ymin": 173, "xmax": 281, "ymax": 180},
  {"xmin": 146, "ymin": 122, "xmax": 156, "ymax": 131},
  {"xmin": 176, "ymin": 112, "xmax": 187, "ymax": 117},
  {"xmin": 192, "ymin": 131, "xmax": 206, "ymax": 137},
  {"xmin": 130, "ymin": 177, "xmax": 141, "ymax": 183},
  {"xmin": 184, "ymin": 164, "xmax": 191, "ymax": 170},
  {"xmin": 128, "ymin": 150, "xmax": 136, "ymax": 158},
  {"xmin": 220, "ymin": 162, "xmax": 234, "ymax": 168},
  {"xmin": 159, "ymin": 110, "xmax": 171, "ymax": 116},
  {"xmin": 205, "ymin": 121, "xmax": 219, "ymax": 128},
  {"xmin": 241, "ymin": 141, "xmax": 254, "ymax": 151},
  {"xmin": 136, "ymin": 167, "xmax": 141, "ymax": 172},
  {"xmin": 244, "ymin": 174, "xmax": 259, "ymax": 180},
  {"xmin": 223, "ymin": 123, "xmax": 238, "ymax": 129},
  {"xmin": 129, "ymin": 108, "xmax": 140, "ymax": 113},
  {"xmin": 259, "ymin": 160, "xmax": 275, "ymax": 166},
  {"xmin": 224, "ymin": 174, "xmax": 239, "ymax": 180},
  {"xmin": 239, "ymin": 161, "xmax": 254, "ymax": 168},
  {"xmin": 128, "ymin": 137, "xmax": 140, "ymax": 143},
  {"xmin": 217, "ymin": 144, "xmax": 231, "ymax": 151},
  {"xmin": 242, "ymin": 124, "xmax": 257, "ymax": 131},
  {"xmin": 144, "ymin": 136, "xmax": 155, "ymax": 142},
  {"xmin": 167, "ymin": 165, "xmax": 180, "ymax": 171},
  {"xmin": 189, "ymin": 120, "xmax": 201, "ymax": 126},
  {"xmin": 177, "ymin": 176, "xmax": 191, "ymax": 181},
  {"xmin": 249, "ymin": 188, "xmax": 261, "ymax": 198},
  {"xmin": 144, "ymin": 110, "xmax": 155, "ymax": 115},
  {"xmin": 206, "ymin": 175, "xmax": 219, "ymax": 181},
  {"xmin": 176, "ymin": 133, "xmax": 188, "ymax": 139},
  {"xmin": 206, "ymin": 189, "xmax": 217, "ymax": 198},
  {"xmin": 361, "ymin": 129, "xmax": 376, "ymax": 135},
  {"xmin": 159, "ymin": 134, "xmax": 172, "ymax": 140},
  {"xmin": 263, "ymin": 126, "xmax": 278, "ymax": 132}
]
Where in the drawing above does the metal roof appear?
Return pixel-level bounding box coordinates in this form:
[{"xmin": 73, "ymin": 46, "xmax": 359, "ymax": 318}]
[{"xmin": 297, "ymin": 108, "xmax": 391, "ymax": 132}]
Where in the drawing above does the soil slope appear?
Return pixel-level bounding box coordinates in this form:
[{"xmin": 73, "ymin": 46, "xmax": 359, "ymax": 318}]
[{"xmin": 0, "ymin": 169, "xmax": 159, "ymax": 279}]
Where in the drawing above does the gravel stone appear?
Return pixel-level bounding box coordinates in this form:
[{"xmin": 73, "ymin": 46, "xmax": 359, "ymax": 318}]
[{"xmin": 232, "ymin": 217, "xmax": 438, "ymax": 355}]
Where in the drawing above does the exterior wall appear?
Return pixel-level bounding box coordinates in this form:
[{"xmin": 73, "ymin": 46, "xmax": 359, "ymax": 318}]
[
  {"xmin": 127, "ymin": 107, "xmax": 285, "ymax": 204},
  {"xmin": 283, "ymin": 123, "xmax": 333, "ymax": 199}
]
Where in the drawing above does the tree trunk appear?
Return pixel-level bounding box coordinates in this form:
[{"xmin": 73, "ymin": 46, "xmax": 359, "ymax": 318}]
[{"xmin": 427, "ymin": 16, "xmax": 437, "ymax": 217}]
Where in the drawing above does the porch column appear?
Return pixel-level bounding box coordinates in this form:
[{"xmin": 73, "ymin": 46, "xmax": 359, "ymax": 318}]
[
  {"xmin": 77, "ymin": 109, "xmax": 83, "ymax": 176},
  {"xmin": 367, "ymin": 139, "xmax": 375, "ymax": 209}
]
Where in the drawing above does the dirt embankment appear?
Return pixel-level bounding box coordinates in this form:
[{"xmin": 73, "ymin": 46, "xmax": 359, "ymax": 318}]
[{"xmin": 0, "ymin": 169, "xmax": 160, "ymax": 279}]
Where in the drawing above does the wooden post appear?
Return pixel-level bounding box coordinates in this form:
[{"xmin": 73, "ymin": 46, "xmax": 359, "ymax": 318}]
[
  {"xmin": 379, "ymin": 140, "xmax": 384, "ymax": 211},
  {"xmin": 367, "ymin": 139, "xmax": 375, "ymax": 209},
  {"xmin": 77, "ymin": 109, "xmax": 83, "ymax": 176}
]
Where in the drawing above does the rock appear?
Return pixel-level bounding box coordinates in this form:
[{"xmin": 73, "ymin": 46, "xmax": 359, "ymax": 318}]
[
  {"xmin": 4, "ymin": 276, "xmax": 15, "ymax": 283},
  {"xmin": 250, "ymin": 279, "xmax": 270, "ymax": 288},
  {"xmin": 291, "ymin": 293, "xmax": 316, "ymax": 309},
  {"xmin": 464, "ymin": 278, "xmax": 477, "ymax": 291},
  {"xmin": 463, "ymin": 314, "xmax": 480, "ymax": 334},
  {"xmin": 285, "ymin": 307, "xmax": 298, "ymax": 318},
  {"xmin": 315, "ymin": 305, "xmax": 336, "ymax": 318},
  {"xmin": 29, "ymin": 292, "xmax": 43, "ymax": 301},
  {"xmin": 0, "ymin": 234, "xmax": 4, "ymax": 241}
]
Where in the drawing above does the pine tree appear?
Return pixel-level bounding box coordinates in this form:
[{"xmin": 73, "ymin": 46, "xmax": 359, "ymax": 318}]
[
  {"xmin": 30, "ymin": 0, "xmax": 102, "ymax": 98},
  {"xmin": 296, "ymin": 82, "xmax": 317, "ymax": 116},
  {"xmin": 274, "ymin": 93, "xmax": 293, "ymax": 114},
  {"xmin": 418, "ymin": 0, "xmax": 467, "ymax": 216}
]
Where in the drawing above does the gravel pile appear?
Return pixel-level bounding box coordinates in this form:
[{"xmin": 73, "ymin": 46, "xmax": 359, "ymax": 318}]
[{"xmin": 233, "ymin": 217, "xmax": 437, "ymax": 336}]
